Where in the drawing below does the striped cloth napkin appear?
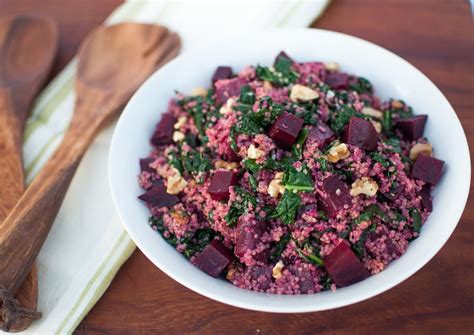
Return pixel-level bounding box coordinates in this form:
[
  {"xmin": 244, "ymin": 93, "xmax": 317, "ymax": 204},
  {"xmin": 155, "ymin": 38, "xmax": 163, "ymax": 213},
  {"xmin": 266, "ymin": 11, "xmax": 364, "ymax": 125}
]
[{"xmin": 13, "ymin": 1, "xmax": 329, "ymax": 333}]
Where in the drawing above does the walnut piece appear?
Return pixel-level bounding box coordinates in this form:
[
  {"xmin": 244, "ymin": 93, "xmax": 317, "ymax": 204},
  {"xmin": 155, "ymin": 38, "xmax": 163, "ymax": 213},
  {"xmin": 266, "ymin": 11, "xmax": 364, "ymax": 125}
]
[
  {"xmin": 247, "ymin": 144, "xmax": 264, "ymax": 159},
  {"xmin": 214, "ymin": 160, "xmax": 239, "ymax": 170},
  {"xmin": 290, "ymin": 84, "xmax": 319, "ymax": 102},
  {"xmin": 272, "ymin": 260, "xmax": 285, "ymax": 279},
  {"xmin": 350, "ymin": 177, "xmax": 379, "ymax": 197},
  {"xmin": 166, "ymin": 168, "xmax": 188, "ymax": 195},
  {"xmin": 326, "ymin": 143, "xmax": 350, "ymax": 163},
  {"xmin": 191, "ymin": 87, "xmax": 207, "ymax": 97},
  {"xmin": 219, "ymin": 98, "xmax": 234, "ymax": 115},
  {"xmin": 362, "ymin": 107, "xmax": 383, "ymax": 119},
  {"xmin": 324, "ymin": 61, "xmax": 340, "ymax": 72},
  {"xmin": 172, "ymin": 131, "xmax": 185, "ymax": 142},
  {"xmin": 409, "ymin": 143, "xmax": 433, "ymax": 160},
  {"xmin": 174, "ymin": 116, "xmax": 187, "ymax": 129},
  {"xmin": 268, "ymin": 172, "xmax": 285, "ymax": 198}
]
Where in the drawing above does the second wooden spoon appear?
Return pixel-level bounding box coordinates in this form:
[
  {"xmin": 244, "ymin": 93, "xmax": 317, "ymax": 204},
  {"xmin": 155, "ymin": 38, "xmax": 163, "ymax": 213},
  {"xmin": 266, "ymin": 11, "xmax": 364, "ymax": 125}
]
[
  {"xmin": 0, "ymin": 15, "xmax": 58, "ymax": 332},
  {"xmin": 0, "ymin": 22, "xmax": 180, "ymax": 331}
]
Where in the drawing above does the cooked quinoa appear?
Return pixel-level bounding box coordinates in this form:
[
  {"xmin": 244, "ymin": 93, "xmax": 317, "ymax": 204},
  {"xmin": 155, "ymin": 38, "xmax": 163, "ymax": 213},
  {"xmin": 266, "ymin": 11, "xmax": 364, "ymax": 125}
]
[{"xmin": 137, "ymin": 51, "xmax": 444, "ymax": 294}]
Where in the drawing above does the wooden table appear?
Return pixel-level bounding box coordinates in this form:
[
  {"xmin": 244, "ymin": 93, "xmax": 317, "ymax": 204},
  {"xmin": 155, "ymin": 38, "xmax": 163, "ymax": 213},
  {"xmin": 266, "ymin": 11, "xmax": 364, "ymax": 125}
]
[{"xmin": 1, "ymin": 0, "xmax": 473, "ymax": 333}]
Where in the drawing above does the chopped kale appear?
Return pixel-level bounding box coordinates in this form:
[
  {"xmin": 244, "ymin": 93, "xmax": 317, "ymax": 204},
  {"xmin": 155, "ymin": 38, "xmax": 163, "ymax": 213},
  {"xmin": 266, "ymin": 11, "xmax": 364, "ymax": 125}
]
[
  {"xmin": 354, "ymin": 204, "xmax": 388, "ymax": 225},
  {"xmin": 381, "ymin": 110, "xmax": 393, "ymax": 136},
  {"xmin": 168, "ymin": 148, "xmax": 184, "ymax": 174},
  {"xmin": 248, "ymin": 174, "xmax": 258, "ymax": 191},
  {"xmin": 182, "ymin": 229, "xmax": 217, "ymax": 259},
  {"xmin": 371, "ymin": 152, "xmax": 390, "ymax": 168},
  {"xmin": 349, "ymin": 77, "xmax": 373, "ymax": 95},
  {"xmin": 183, "ymin": 150, "xmax": 212, "ymax": 175},
  {"xmin": 329, "ymin": 105, "xmax": 356, "ymax": 134},
  {"xmin": 149, "ymin": 216, "xmax": 178, "ymax": 246},
  {"xmin": 291, "ymin": 128, "xmax": 309, "ymax": 159},
  {"xmin": 225, "ymin": 187, "xmax": 258, "ymax": 227},
  {"xmin": 270, "ymin": 234, "xmax": 291, "ymax": 261},
  {"xmin": 275, "ymin": 190, "xmax": 301, "ymax": 225},
  {"xmin": 409, "ymin": 208, "xmax": 422, "ymax": 233},
  {"xmin": 243, "ymin": 159, "xmax": 262, "ymax": 174},
  {"xmin": 255, "ymin": 57, "xmax": 299, "ymax": 86},
  {"xmin": 282, "ymin": 166, "xmax": 313, "ymax": 192},
  {"xmin": 239, "ymin": 85, "xmax": 256, "ymax": 105}
]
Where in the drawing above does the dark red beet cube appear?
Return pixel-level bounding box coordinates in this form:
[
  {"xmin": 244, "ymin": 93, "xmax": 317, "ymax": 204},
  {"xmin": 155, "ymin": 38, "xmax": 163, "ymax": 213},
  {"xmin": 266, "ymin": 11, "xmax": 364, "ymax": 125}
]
[
  {"xmin": 235, "ymin": 216, "xmax": 267, "ymax": 258},
  {"xmin": 342, "ymin": 116, "xmax": 378, "ymax": 151},
  {"xmin": 208, "ymin": 169, "xmax": 238, "ymax": 201},
  {"xmin": 326, "ymin": 72, "xmax": 349, "ymax": 90},
  {"xmin": 268, "ymin": 112, "xmax": 304, "ymax": 150},
  {"xmin": 274, "ymin": 51, "xmax": 294, "ymax": 65},
  {"xmin": 139, "ymin": 157, "xmax": 155, "ymax": 173},
  {"xmin": 224, "ymin": 143, "xmax": 241, "ymax": 162},
  {"xmin": 194, "ymin": 239, "xmax": 233, "ymax": 278},
  {"xmin": 383, "ymin": 183, "xmax": 404, "ymax": 202},
  {"xmin": 138, "ymin": 184, "xmax": 179, "ymax": 208},
  {"xmin": 394, "ymin": 115, "xmax": 428, "ymax": 141},
  {"xmin": 215, "ymin": 77, "xmax": 245, "ymax": 104},
  {"xmin": 307, "ymin": 122, "xmax": 335, "ymax": 148},
  {"xmin": 250, "ymin": 266, "xmax": 272, "ymax": 290},
  {"xmin": 324, "ymin": 241, "xmax": 369, "ymax": 287},
  {"xmin": 212, "ymin": 66, "xmax": 233, "ymax": 84},
  {"xmin": 318, "ymin": 175, "xmax": 351, "ymax": 218},
  {"xmin": 420, "ymin": 185, "xmax": 433, "ymax": 212},
  {"xmin": 151, "ymin": 113, "xmax": 176, "ymax": 147},
  {"xmin": 412, "ymin": 154, "xmax": 444, "ymax": 185}
]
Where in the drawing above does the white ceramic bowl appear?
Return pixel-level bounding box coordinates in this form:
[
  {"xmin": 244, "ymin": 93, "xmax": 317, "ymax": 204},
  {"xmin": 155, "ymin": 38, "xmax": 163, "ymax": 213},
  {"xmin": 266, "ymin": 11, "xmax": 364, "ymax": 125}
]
[{"xmin": 109, "ymin": 29, "xmax": 470, "ymax": 313}]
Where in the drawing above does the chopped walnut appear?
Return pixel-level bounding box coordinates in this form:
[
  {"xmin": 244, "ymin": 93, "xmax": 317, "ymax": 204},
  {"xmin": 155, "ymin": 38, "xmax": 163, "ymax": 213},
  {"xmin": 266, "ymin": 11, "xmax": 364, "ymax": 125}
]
[
  {"xmin": 371, "ymin": 120, "xmax": 382, "ymax": 133},
  {"xmin": 170, "ymin": 210, "xmax": 189, "ymax": 225},
  {"xmin": 263, "ymin": 80, "xmax": 273, "ymax": 90},
  {"xmin": 272, "ymin": 260, "xmax": 285, "ymax": 279},
  {"xmin": 172, "ymin": 131, "xmax": 185, "ymax": 142},
  {"xmin": 290, "ymin": 84, "xmax": 319, "ymax": 102},
  {"xmin": 391, "ymin": 99, "xmax": 404, "ymax": 109},
  {"xmin": 247, "ymin": 144, "xmax": 264, "ymax": 159},
  {"xmin": 268, "ymin": 172, "xmax": 285, "ymax": 198},
  {"xmin": 191, "ymin": 87, "xmax": 207, "ymax": 97},
  {"xmin": 214, "ymin": 160, "xmax": 239, "ymax": 170},
  {"xmin": 174, "ymin": 116, "xmax": 187, "ymax": 129},
  {"xmin": 409, "ymin": 143, "xmax": 433, "ymax": 160},
  {"xmin": 166, "ymin": 168, "xmax": 187, "ymax": 195},
  {"xmin": 326, "ymin": 143, "xmax": 350, "ymax": 163},
  {"xmin": 324, "ymin": 61, "xmax": 340, "ymax": 72},
  {"xmin": 350, "ymin": 177, "xmax": 379, "ymax": 197},
  {"xmin": 219, "ymin": 98, "xmax": 234, "ymax": 115},
  {"xmin": 362, "ymin": 107, "xmax": 383, "ymax": 119}
]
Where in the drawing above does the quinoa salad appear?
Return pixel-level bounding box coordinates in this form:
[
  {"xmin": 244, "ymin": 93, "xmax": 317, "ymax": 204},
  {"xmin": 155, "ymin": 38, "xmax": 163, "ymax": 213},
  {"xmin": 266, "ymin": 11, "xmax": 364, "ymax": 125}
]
[{"xmin": 137, "ymin": 51, "xmax": 445, "ymax": 294}]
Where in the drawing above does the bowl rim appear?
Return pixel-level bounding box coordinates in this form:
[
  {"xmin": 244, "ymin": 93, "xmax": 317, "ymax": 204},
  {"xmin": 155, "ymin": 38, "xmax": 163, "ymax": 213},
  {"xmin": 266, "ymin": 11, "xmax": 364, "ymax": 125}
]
[{"xmin": 109, "ymin": 28, "xmax": 471, "ymax": 313}]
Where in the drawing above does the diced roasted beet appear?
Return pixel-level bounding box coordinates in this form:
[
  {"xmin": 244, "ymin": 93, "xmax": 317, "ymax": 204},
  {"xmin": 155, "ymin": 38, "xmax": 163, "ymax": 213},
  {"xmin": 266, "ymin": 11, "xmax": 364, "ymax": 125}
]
[
  {"xmin": 139, "ymin": 157, "xmax": 155, "ymax": 173},
  {"xmin": 208, "ymin": 169, "xmax": 238, "ymax": 201},
  {"xmin": 194, "ymin": 239, "xmax": 233, "ymax": 278},
  {"xmin": 385, "ymin": 239, "xmax": 402, "ymax": 257},
  {"xmin": 250, "ymin": 266, "xmax": 272, "ymax": 290},
  {"xmin": 394, "ymin": 115, "xmax": 428, "ymax": 141},
  {"xmin": 383, "ymin": 183, "xmax": 404, "ymax": 202},
  {"xmin": 298, "ymin": 271, "xmax": 317, "ymax": 294},
  {"xmin": 318, "ymin": 175, "xmax": 351, "ymax": 218},
  {"xmin": 267, "ymin": 112, "xmax": 304, "ymax": 150},
  {"xmin": 215, "ymin": 77, "xmax": 245, "ymax": 104},
  {"xmin": 324, "ymin": 241, "xmax": 369, "ymax": 287},
  {"xmin": 138, "ymin": 184, "xmax": 179, "ymax": 208},
  {"xmin": 151, "ymin": 113, "xmax": 176, "ymax": 147},
  {"xmin": 274, "ymin": 51, "xmax": 294, "ymax": 65},
  {"xmin": 326, "ymin": 72, "xmax": 349, "ymax": 90},
  {"xmin": 235, "ymin": 216, "xmax": 267, "ymax": 258},
  {"xmin": 342, "ymin": 116, "xmax": 378, "ymax": 151},
  {"xmin": 420, "ymin": 185, "xmax": 433, "ymax": 212},
  {"xmin": 224, "ymin": 143, "xmax": 241, "ymax": 162},
  {"xmin": 412, "ymin": 154, "xmax": 444, "ymax": 185},
  {"xmin": 212, "ymin": 66, "xmax": 233, "ymax": 84},
  {"xmin": 307, "ymin": 122, "xmax": 335, "ymax": 148}
]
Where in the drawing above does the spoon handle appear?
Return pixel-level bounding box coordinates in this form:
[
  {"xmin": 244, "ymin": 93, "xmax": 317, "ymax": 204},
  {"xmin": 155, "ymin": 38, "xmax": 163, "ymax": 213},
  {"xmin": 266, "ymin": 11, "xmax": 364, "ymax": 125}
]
[
  {"xmin": 0, "ymin": 88, "xmax": 25, "ymax": 221},
  {"xmin": 0, "ymin": 94, "xmax": 115, "ymax": 294}
]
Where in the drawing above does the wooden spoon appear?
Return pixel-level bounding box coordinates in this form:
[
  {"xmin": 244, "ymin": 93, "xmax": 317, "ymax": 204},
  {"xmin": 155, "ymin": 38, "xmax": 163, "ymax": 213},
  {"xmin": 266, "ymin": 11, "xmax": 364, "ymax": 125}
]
[
  {"xmin": 0, "ymin": 23, "xmax": 180, "ymax": 331},
  {"xmin": 0, "ymin": 15, "xmax": 58, "ymax": 332}
]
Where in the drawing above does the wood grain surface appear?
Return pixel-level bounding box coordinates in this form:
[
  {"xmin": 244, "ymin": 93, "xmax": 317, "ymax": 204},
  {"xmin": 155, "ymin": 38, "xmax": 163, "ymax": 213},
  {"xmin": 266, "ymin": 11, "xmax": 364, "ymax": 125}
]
[{"xmin": 0, "ymin": 0, "xmax": 472, "ymax": 334}]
